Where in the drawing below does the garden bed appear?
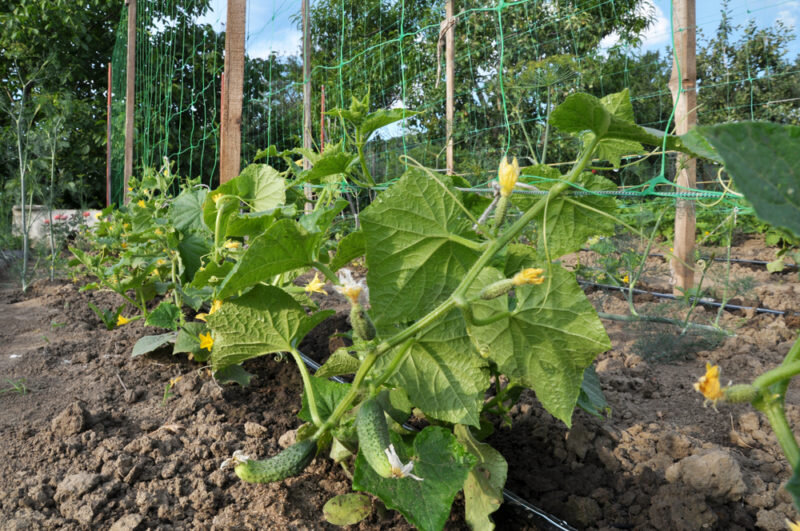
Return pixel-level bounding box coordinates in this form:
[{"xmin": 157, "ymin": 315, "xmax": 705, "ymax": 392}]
[{"xmin": 1, "ymin": 235, "xmax": 799, "ymax": 530}]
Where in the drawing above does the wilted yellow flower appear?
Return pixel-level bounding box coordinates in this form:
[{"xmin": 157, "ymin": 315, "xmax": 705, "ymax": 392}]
[
  {"xmin": 223, "ymin": 240, "xmax": 241, "ymax": 249},
  {"xmin": 120, "ymin": 242, "xmax": 128, "ymax": 249},
  {"xmin": 498, "ymin": 156, "xmax": 520, "ymax": 197},
  {"xmin": 304, "ymin": 272, "xmax": 328, "ymax": 295},
  {"xmin": 169, "ymin": 375, "xmax": 183, "ymax": 386},
  {"xmin": 785, "ymin": 519, "xmax": 800, "ymax": 531},
  {"xmin": 694, "ymin": 362, "xmax": 724, "ymax": 405},
  {"xmin": 154, "ymin": 228, "xmax": 164, "ymax": 236},
  {"xmin": 117, "ymin": 315, "xmax": 131, "ymax": 326},
  {"xmin": 334, "ymin": 269, "xmax": 367, "ymax": 305},
  {"xmin": 199, "ymin": 332, "xmax": 214, "ymax": 350},
  {"xmin": 212, "ymin": 193, "xmax": 222, "ymax": 204},
  {"xmin": 156, "ymin": 259, "xmax": 166, "ymax": 266},
  {"xmin": 209, "ymin": 299, "xmax": 223, "ymax": 315},
  {"xmin": 195, "ymin": 313, "xmax": 208, "ymax": 322},
  {"xmin": 137, "ymin": 200, "xmax": 146, "ymax": 208},
  {"xmin": 512, "ymin": 268, "xmax": 545, "ymax": 286}
]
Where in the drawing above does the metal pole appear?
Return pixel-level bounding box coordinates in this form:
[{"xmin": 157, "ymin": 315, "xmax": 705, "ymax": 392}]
[
  {"xmin": 220, "ymin": 0, "xmax": 246, "ymax": 184},
  {"xmin": 669, "ymin": 0, "xmax": 697, "ymax": 294},
  {"xmin": 445, "ymin": 0, "xmax": 455, "ymax": 175},
  {"xmin": 107, "ymin": 62, "xmax": 112, "ymax": 207},
  {"xmin": 123, "ymin": 0, "xmax": 136, "ymax": 203},
  {"xmin": 302, "ymin": 0, "xmax": 313, "ymax": 212}
]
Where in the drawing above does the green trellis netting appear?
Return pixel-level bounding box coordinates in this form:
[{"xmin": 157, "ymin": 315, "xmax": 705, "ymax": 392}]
[{"xmin": 108, "ymin": 0, "xmax": 799, "ymax": 206}]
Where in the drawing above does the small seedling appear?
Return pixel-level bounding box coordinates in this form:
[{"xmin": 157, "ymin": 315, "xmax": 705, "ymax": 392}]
[
  {"xmin": 0, "ymin": 378, "xmax": 29, "ymax": 395},
  {"xmin": 161, "ymin": 375, "xmax": 182, "ymax": 406}
]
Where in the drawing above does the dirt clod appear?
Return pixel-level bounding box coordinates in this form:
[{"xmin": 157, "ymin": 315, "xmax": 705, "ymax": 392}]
[
  {"xmin": 51, "ymin": 401, "xmax": 88, "ymax": 436},
  {"xmin": 665, "ymin": 449, "xmax": 747, "ymax": 501}
]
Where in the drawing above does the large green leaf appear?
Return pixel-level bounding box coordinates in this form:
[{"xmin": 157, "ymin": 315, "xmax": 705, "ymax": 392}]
[
  {"xmin": 330, "ymin": 230, "xmax": 366, "ymax": 271},
  {"xmin": 454, "ymin": 425, "xmax": 507, "ymax": 531},
  {"xmin": 374, "ymin": 310, "xmax": 489, "ymax": 426},
  {"xmin": 225, "ymin": 206, "xmax": 297, "ymax": 238},
  {"xmin": 361, "ymin": 169, "xmax": 480, "ymax": 326},
  {"xmin": 298, "ymin": 376, "xmax": 351, "ymax": 423},
  {"xmin": 303, "ymin": 151, "xmax": 357, "ymax": 183},
  {"xmin": 177, "ymin": 232, "xmax": 211, "ymax": 281},
  {"xmin": 207, "ymin": 285, "xmax": 334, "ymax": 370},
  {"xmin": 353, "ymin": 427, "xmax": 476, "ymax": 531},
  {"xmin": 217, "ymin": 219, "xmax": 319, "ymax": 298},
  {"xmin": 466, "ymin": 266, "xmax": 610, "ymax": 426},
  {"xmin": 550, "ymin": 92, "xmax": 611, "ymax": 136},
  {"xmin": 600, "ymin": 88, "xmax": 635, "ymax": 122},
  {"xmin": 145, "ymin": 302, "xmax": 181, "ymax": 331},
  {"xmin": 131, "ymin": 332, "xmax": 177, "ymax": 358},
  {"xmin": 359, "ymin": 109, "xmax": 421, "ymax": 140},
  {"xmin": 170, "ymin": 188, "xmax": 208, "ymax": 233},
  {"xmin": 236, "ymin": 164, "xmax": 286, "ymax": 212},
  {"xmin": 697, "ymin": 122, "xmax": 800, "ymax": 238},
  {"xmin": 533, "ymin": 171, "xmax": 617, "ymax": 258}
]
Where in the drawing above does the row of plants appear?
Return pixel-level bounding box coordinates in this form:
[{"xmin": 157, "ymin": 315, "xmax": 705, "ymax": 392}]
[{"xmin": 71, "ymin": 89, "xmax": 800, "ymax": 529}]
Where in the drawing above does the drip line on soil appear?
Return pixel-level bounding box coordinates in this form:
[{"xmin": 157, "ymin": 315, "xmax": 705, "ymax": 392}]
[
  {"xmin": 580, "ymin": 280, "xmax": 797, "ymax": 316},
  {"xmin": 297, "ymin": 351, "xmax": 578, "ymax": 531}
]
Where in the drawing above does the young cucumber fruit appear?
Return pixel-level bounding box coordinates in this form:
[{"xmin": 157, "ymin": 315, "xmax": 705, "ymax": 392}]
[
  {"xmin": 235, "ymin": 438, "xmax": 317, "ymax": 483},
  {"xmin": 356, "ymin": 398, "xmax": 393, "ymax": 478}
]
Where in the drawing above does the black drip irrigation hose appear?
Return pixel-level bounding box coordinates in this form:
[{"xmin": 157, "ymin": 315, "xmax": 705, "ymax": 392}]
[
  {"xmin": 648, "ymin": 252, "xmax": 799, "ymax": 270},
  {"xmin": 297, "ymin": 352, "xmax": 578, "ymax": 531},
  {"xmin": 580, "ymin": 280, "xmax": 797, "ymax": 317},
  {"xmin": 579, "ymin": 248, "xmax": 799, "ymax": 271}
]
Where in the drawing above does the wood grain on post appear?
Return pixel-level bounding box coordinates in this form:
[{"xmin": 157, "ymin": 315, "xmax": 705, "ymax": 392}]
[
  {"xmin": 124, "ymin": 0, "xmax": 136, "ymax": 203},
  {"xmin": 220, "ymin": 0, "xmax": 246, "ymax": 184},
  {"xmin": 445, "ymin": 0, "xmax": 455, "ymax": 175},
  {"xmin": 668, "ymin": 0, "xmax": 697, "ymax": 294},
  {"xmin": 302, "ymin": 0, "xmax": 313, "ymax": 212}
]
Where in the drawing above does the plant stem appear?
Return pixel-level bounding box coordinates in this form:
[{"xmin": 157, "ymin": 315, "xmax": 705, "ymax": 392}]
[
  {"xmin": 759, "ymin": 399, "xmax": 800, "ymax": 469},
  {"xmin": 289, "ymin": 347, "xmax": 322, "ymax": 426},
  {"xmin": 752, "ymin": 360, "xmax": 800, "ymax": 391},
  {"xmin": 313, "ymin": 350, "xmax": 379, "ymax": 438},
  {"xmin": 312, "ymin": 261, "xmax": 338, "ymax": 284},
  {"xmin": 357, "ymin": 142, "xmax": 376, "ymax": 186},
  {"xmin": 370, "ymin": 338, "xmax": 414, "ymax": 391}
]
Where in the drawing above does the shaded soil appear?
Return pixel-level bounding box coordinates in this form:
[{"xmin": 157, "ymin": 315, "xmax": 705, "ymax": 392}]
[{"xmin": 1, "ymin": 236, "xmax": 799, "ymax": 530}]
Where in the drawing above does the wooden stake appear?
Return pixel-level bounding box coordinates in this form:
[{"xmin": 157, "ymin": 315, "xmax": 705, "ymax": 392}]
[
  {"xmin": 220, "ymin": 0, "xmax": 246, "ymax": 184},
  {"xmin": 107, "ymin": 62, "xmax": 112, "ymax": 207},
  {"xmin": 445, "ymin": 0, "xmax": 455, "ymax": 175},
  {"xmin": 669, "ymin": 0, "xmax": 697, "ymax": 295},
  {"xmin": 123, "ymin": 0, "xmax": 136, "ymax": 203},
  {"xmin": 320, "ymin": 85, "xmax": 325, "ymax": 151},
  {"xmin": 302, "ymin": 0, "xmax": 313, "ymax": 213}
]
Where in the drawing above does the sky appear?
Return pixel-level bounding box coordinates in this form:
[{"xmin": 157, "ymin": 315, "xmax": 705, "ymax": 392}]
[{"xmin": 196, "ymin": 0, "xmax": 799, "ymax": 60}]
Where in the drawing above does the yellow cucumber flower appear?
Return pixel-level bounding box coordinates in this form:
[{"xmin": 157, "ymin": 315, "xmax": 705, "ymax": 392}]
[
  {"xmin": 199, "ymin": 332, "xmax": 214, "ymax": 351},
  {"xmin": 117, "ymin": 315, "xmax": 131, "ymax": 326},
  {"xmin": 512, "ymin": 268, "xmax": 545, "ymax": 286},
  {"xmin": 786, "ymin": 519, "xmax": 800, "ymax": 531},
  {"xmin": 498, "ymin": 156, "xmax": 520, "ymax": 197},
  {"xmin": 209, "ymin": 299, "xmax": 223, "ymax": 315},
  {"xmin": 622, "ymin": 274, "xmax": 630, "ymax": 283},
  {"xmin": 212, "ymin": 193, "xmax": 222, "ymax": 204},
  {"xmin": 154, "ymin": 228, "xmax": 164, "ymax": 236},
  {"xmin": 195, "ymin": 313, "xmax": 208, "ymax": 322},
  {"xmin": 694, "ymin": 362, "xmax": 724, "ymax": 406},
  {"xmin": 223, "ymin": 240, "xmax": 241, "ymax": 249},
  {"xmin": 137, "ymin": 200, "xmax": 146, "ymax": 208},
  {"xmin": 304, "ymin": 272, "xmax": 328, "ymax": 295}
]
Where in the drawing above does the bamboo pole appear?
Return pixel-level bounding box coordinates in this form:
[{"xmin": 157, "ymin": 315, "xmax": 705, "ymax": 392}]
[
  {"xmin": 669, "ymin": 0, "xmax": 697, "ymax": 295},
  {"xmin": 220, "ymin": 0, "xmax": 246, "ymax": 184},
  {"xmin": 123, "ymin": 0, "xmax": 136, "ymax": 203},
  {"xmin": 302, "ymin": 0, "xmax": 313, "ymax": 213},
  {"xmin": 445, "ymin": 0, "xmax": 455, "ymax": 175}
]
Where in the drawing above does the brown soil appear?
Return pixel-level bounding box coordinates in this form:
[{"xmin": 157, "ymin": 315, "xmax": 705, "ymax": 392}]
[{"xmin": 1, "ymin": 236, "xmax": 799, "ymax": 530}]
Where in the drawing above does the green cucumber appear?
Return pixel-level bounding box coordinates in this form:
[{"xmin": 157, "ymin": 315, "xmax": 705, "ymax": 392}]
[
  {"xmin": 235, "ymin": 438, "xmax": 317, "ymax": 483},
  {"xmin": 356, "ymin": 398, "xmax": 392, "ymax": 478}
]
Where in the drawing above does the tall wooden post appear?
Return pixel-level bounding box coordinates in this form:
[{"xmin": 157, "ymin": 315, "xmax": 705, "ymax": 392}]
[
  {"xmin": 124, "ymin": 0, "xmax": 136, "ymax": 203},
  {"xmin": 445, "ymin": 0, "xmax": 455, "ymax": 175},
  {"xmin": 320, "ymin": 85, "xmax": 326, "ymax": 151},
  {"xmin": 302, "ymin": 0, "xmax": 313, "ymax": 211},
  {"xmin": 220, "ymin": 0, "xmax": 246, "ymax": 184},
  {"xmin": 107, "ymin": 62, "xmax": 112, "ymax": 207},
  {"xmin": 669, "ymin": 0, "xmax": 697, "ymax": 294}
]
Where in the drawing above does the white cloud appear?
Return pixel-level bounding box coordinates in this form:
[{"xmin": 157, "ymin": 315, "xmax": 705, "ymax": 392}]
[
  {"xmin": 639, "ymin": 0, "xmax": 670, "ymax": 49},
  {"xmin": 777, "ymin": 2, "xmax": 799, "ymax": 29}
]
